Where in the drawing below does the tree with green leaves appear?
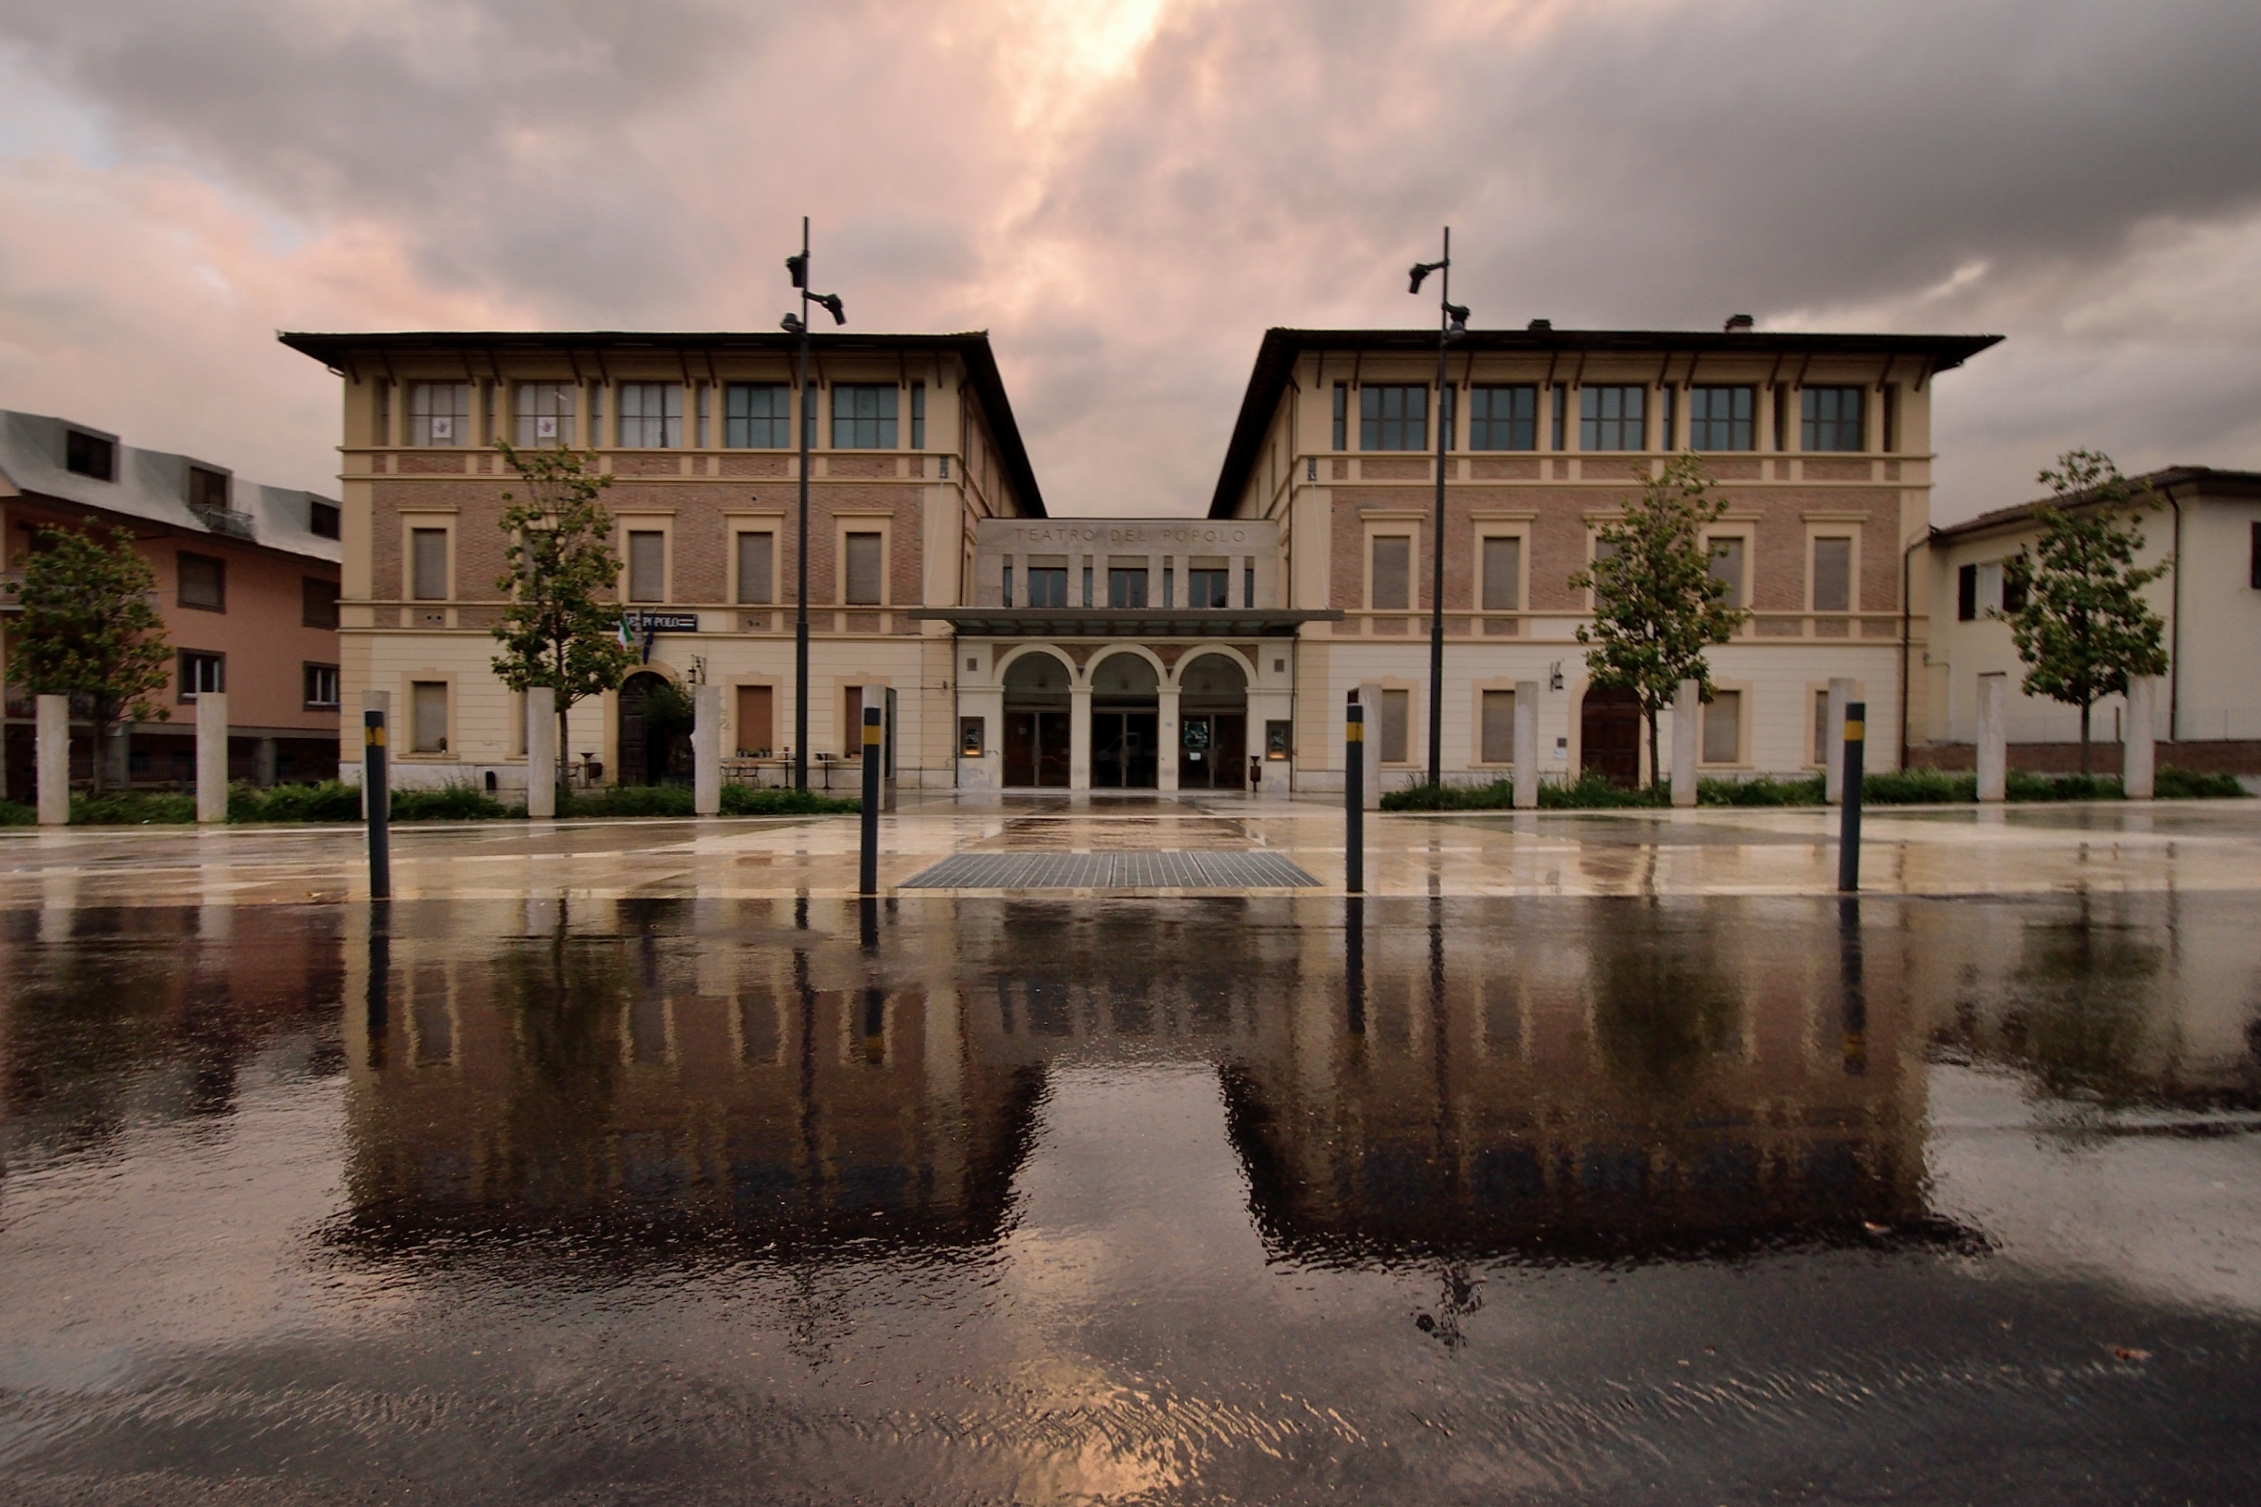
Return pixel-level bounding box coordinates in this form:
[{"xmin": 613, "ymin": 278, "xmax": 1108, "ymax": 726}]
[
  {"xmin": 4, "ymin": 521, "xmax": 172, "ymax": 793},
  {"xmin": 488, "ymin": 442, "xmax": 639, "ymax": 787},
  {"xmin": 2002, "ymin": 449, "xmax": 2172, "ymax": 775},
  {"xmin": 1569, "ymin": 455, "xmax": 1749, "ymax": 785}
]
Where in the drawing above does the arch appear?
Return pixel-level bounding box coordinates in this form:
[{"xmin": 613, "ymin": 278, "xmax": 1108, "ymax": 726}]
[
  {"xmin": 1088, "ymin": 650, "xmax": 1160, "ymax": 789},
  {"xmin": 996, "ymin": 644, "xmax": 1075, "ymax": 688},
  {"xmin": 1177, "ymin": 652, "xmax": 1248, "ymax": 700},
  {"xmin": 1166, "ymin": 642, "xmax": 1257, "ymax": 688},
  {"xmin": 1088, "ymin": 651, "xmax": 1160, "ymax": 697},
  {"xmin": 1001, "ymin": 649, "xmax": 1075, "ymax": 695},
  {"xmin": 1175, "ymin": 652, "xmax": 1251, "ymax": 791},
  {"xmin": 999, "ymin": 646, "xmax": 1073, "ymax": 788}
]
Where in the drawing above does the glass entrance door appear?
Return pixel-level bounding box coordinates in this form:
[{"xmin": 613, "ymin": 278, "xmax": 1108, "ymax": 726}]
[
  {"xmin": 1091, "ymin": 710, "xmax": 1159, "ymax": 788},
  {"xmin": 1004, "ymin": 711, "xmax": 1071, "ymax": 787},
  {"xmin": 1177, "ymin": 713, "xmax": 1247, "ymax": 789}
]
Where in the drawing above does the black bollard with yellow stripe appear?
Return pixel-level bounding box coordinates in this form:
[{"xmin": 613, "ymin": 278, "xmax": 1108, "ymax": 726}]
[
  {"xmin": 1837, "ymin": 701, "xmax": 1866, "ymax": 892},
  {"xmin": 364, "ymin": 708, "xmax": 390, "ymax": 901},
  {"xmin": 860, "ymin": 705, "xmax": 882, "ymax": 897},
  {"xmin": 1345, "ymin": 701, "xmax": 1364, "ymax": 895}
]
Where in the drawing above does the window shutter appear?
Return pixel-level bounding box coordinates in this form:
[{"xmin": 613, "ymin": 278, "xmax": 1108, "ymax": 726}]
[
  {"xmin": 1957, "ymin": 563, "xmax": 1978, "ymax": 621},
  {"xmin": 845, "ymin": 533, "xmax": 883, "ymax": 605}
]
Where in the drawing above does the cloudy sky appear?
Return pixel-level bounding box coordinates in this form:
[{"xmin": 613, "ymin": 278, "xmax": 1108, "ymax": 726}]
[{"xmin": 0, "ymin": 0, "xmax": 2255, "ymax": 521}]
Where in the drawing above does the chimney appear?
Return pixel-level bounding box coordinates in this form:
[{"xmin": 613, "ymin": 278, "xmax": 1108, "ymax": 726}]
[
  {"xmin": 1527, "ymin": 318, "xmax": 1552, "ymax": 332},
  {"xmin": 1723, "ymin": 313, "xmax": 1755, "ymax": 333}
]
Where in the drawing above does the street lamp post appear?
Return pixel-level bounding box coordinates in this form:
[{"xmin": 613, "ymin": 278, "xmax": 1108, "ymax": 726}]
[
  {"xmin": 783, "ymin": 218, "xmax": 846, "ymax": 791},
  {"xmin": 1408, "ymin": 229, "xmax": 1469, "ymax": 790}
]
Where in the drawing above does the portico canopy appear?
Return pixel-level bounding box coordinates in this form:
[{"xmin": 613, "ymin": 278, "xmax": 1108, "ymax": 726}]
[{"xmin": 909, "ymin": 607, "xmax": 1341, "ymax": 637}]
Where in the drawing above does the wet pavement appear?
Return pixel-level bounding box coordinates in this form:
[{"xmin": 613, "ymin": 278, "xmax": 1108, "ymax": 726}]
[{"xmin": 3, "ymin": 807, "xmax": 2260, "ymax": 1502}]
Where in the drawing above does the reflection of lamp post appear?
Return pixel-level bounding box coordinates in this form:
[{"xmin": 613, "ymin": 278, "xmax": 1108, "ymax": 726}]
[
  {"xmin": 782, "ymin": 217, "xmax": 847, "ymax": 791},
  {"xmin": 1407, "ymin": 230, "xmax": 1469, "ymax": 790}
]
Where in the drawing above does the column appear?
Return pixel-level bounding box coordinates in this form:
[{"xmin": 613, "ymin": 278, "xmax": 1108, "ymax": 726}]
[
  {"xmin": 1977, "ymin": 673, "xmax": 2007, "ymax": 803},
  {"xmin": 196, "ymin": 690, "xmax": 229, "ymax": 824},
  {"xmin": 1825, "ymin": 677, "xmax": 1853, "ymax": 803},
  {"xmin": 525, "ymin": 686, "xmax": 557, "ymax": 818},
  {"xmin": 35, "ymin": 694, "xmax": 68, "ymax": 826},
  {"xmin": 694, "ymin": 683, "xmax": 722, "ymax": 816},
  {"xmin": 1671, "ymin": 679, "xmax": 1699, "ymax": 808},
  {"xmin": 1157, "ymin": 686, "xmax": 1181, "ymax": 793},
  {"xmin": 1069, "ymin": 686, "xmax": 1092, "ymax": 791},
  {"xmin": 1513, "ymin": 680, "xmax": 1539, "ymax": 809},
  {"xmin": 2124, "ymin": 676, "xmax": 2156, "ymax": 799},
  {"xmin": 254, "ymin": 736, "xmax": 278, "ymax": 788}
]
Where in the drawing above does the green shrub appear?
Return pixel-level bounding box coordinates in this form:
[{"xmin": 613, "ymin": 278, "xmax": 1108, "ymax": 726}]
[
  {"xmin": 227, "ymin": 780, "xmax": 366, "ymax": 823},
  {"xmin": 720, "ymin": 785, "xmax": 860, "ymax": 816},
  {"xmin": 0, "ymin": 799, "xmax": 35, "ymax": 826},
  {"xmin": 2007, "ymin": 769, "xmax": 2122, "ymax": 802},
  {"xmin": 1698, "ymin": 775, "xmax": 1825, "ymax": 806},
  {"xmin": 1860, "ymin": 768, "xmax": 1977, "ymax": 804},
  {"xmin": 2154, "ymin": 766, "xmax": 2248, "ymax": 799},
  {"xmin": 1539, "ymin": 772, "xmax": 1668, "ymax": 809},
  {"xmin": 72, "ymin": 790, "xmax": 195, "ymax": 824},
  {"xmin": 388, "ymin": 784, "xmax": 511, "ymax": 821},
  {"xmin": 558, "ymin": 783, "xmax": 695, "ymax": 818}
]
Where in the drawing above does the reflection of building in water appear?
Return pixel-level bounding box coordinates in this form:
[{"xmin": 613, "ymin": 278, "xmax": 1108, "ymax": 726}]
[
  {"xmin": 341, "ymin": 900, "xmax": 1041, "ymax": 1253},
  {"xmin": 1226, "ymin": 899, "xmax": 1935, "ymax": 1261}
]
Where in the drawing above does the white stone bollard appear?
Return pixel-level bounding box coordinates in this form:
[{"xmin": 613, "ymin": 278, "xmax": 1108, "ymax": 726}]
[
  {"xmin": 1672, "ymin": 679, "xmax": 1700, "ymax": 808},
  {"xmin": 1977, "ymin": 673, "xmax": 2008, "ymax": 803},
  {"xmin": 1824, "ymin": 677, "xmax": 1853, "ymax": 804},
  {"xmin": 2123, "ymin": 676, "xmax": 2157, "ymax": 799},
  {"xmin": 1356, "ymin": 681, "xmax": 1384, "ymax": 810},
  {"xmin": 694, "ymin": 683, "xmax": 722, "ymax": 816},
  {"xmin": 525, "ymin": 687, "xmax": 557, "ymax": 818},
  {"xmin": 196, "ymin": 691, "xmax": 229, "ymax": 823},
  {"xmin": 1513, "ymin": 680, "xmax": 1540, "ymax": 809},
  {"xmin": 35, "ymin": 694, "xmax": 69, "ymax": 826}
]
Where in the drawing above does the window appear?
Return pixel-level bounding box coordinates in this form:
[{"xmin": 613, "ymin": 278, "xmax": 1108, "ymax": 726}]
[
  {"xmin": 1579, "ymin": 385, "xmax": 1646, "ymax": 450},
  {"xmin": 1689, "ymin": 386, "xmax": 1755, "ymax": 451},
  {"xmin": 627, "ymin": 531, "xmax": 666, "ymax": 602},
  {"xmin": 65, "ymin": 429, "xmax": 115, "ymax": 480},
  {"xmin": 1702, "ymin": 690, "xmax": 1742, "ymax": 764},
  {"xmin": 725, "ymin": 383, "xmax": 791, "ymax": 448},
  {"xmin": 179, "ymin": 651, "xmax": 224, "ymax": 699},
  {"xmin": 2251, "ymin": 522, "xmax": 2261, "ymax": 590},
  {"xmin": 302, "ymin": 577, "xmax": 340, "ymax": 629},
  {"xmin": 617, "ymin": 383, "xmax": 682, "ymax": 447},
  {"xmin": 1957, "ymin": 562, "xmax": 1978, "ymax": 621},
  {"xmin": 1812, "ymin": 537, "xmax": 1853, "ymax": 612},
  {"xmin": 1370, "ymin": 535, "xmax": 1411, "ymax": 610},
  {"xmin": 1160, "ymin": 564, "xmax": 1171, "ymax": 606},
  {"xmin": 910, "ymin": 382, "xmax": 926, "ymax": 449},
  {"xmin": 1082, "ymin": 565, "xmax": 1093, "ymax": 606},
  {"xmin": 735, "ymin": 531, "xmax": 774, "ymax": 604},
  {"xmin": 1802, "ymin": 387, "xmax": 1864, "ymax": 452},
  {"xmin": 832, "ymin": 385, "xmax": 898, "ymax": 448},
  {"xmin": 844, "ymin": 532, "xmax": 883, "ymax": 605},
  {"xmin": 1360, "ymin": 385, "xmax": 1427, "ymax": 451},
  {"xmin": 177, "ymin": 552, "xmax": 225, "ymax": 611},
  {"xmin": 1974, "ymin": 560, "xmax": 2004, "ymax": 618},
  {"xmin": 1243, "ymin": 563, "xmax": 1256, "ymax": 608},
  {"xmin": 188, "ymin": 466, "xmax": 230, "ymax": 512},
  {"xmin": 304, "ymin": 664, "xmax": 341, "ymax": 708},
  {"xmin": 1550, "ymin": 385, "xmax": 1566, "ymax": 450},
  {"xmin": 738, "ymin": 685, "xmax": 776, "ymax": 756},
  {"xmin": 410, "ymin": 382, "xmax": 469, "ymax": 447},
  {"xmin": 1707, "ymin": 536, "xmax": 1745, "ymax": 610},
  {"xmin": 1659, "ymin": 385, "xmax": 1677, "ymax": 450},
  {"xmin": 1380, "ymin": 688, "xmax": 1411, "ymax": 764},
  {"xmin": 1481, "ymin": 688, "xmax": 1516, "ymax": 763},
  {"xmin": 513, "ymin": 383, "xmax": 575, "ymax": 447},
  {"xmin": 1185, "ymin": 567, "xmax": 1228, "ymax": 609},
  {"xmin": 1332, "ymin": 383, "xmax": 1348, "ymax": 450},
  {"xmin": 843, "ymin": 685, "xmax": 864, "ymax": 758},
  {"xmin": 1001, "ymin": 563, "xmax": 1012, "ymax": 606},
  {"xmin": 309, "ymin": 500, "xmax": 341, "ymax": 539},
  {"xmin": 1107, "ymin": 567, "xmax": 1148, "ymax": 608},
  {"xmin": 1027, "ymin": 567, "xmax": 1069, "ymax": 607},
  {"xmin": 411, "ymin": 681, "xmax": 448, "ymax": 753},
  {"xmin": 694, "ymin": 383, "xmax": 709, "ymax": 448},
  {"xmin": 1465, "ymin": 386, "xmax": 1537, "ymax": 451},
  {"xmin": 410, "ymin": 528, "xmax": 449, "ymax": 601},
  {"xmin": 1481, "ymin": 536, "xmax": 1521, "ymax": 611},
  {"xmin": 2002, "ymin": 566, "xmax": 2027, "ymax": 617}
]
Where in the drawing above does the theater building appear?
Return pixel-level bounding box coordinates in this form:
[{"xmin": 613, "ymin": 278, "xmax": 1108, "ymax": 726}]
[{"xmin": 287, "ymin": 321, "xmax": 1997, "ymax": 796}]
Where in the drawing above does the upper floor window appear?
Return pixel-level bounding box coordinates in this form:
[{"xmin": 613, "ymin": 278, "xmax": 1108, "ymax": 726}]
[
  {"xmin": 1689, "ymin": 386, "xmax": 1754, "ymax": 451},
  {"xmin": 179, "ymin": 650, "xmax": 224, "ymax": 699},
  {"xmin": 1332, "ymin": 383, "xmax": 1349, "ymax": 451},
  {"xmin": 410, "ymin": 528, "xmax": 449, "ymax": 601},
  {"xmin": 1107, "ymin": 567, "xmax": 1148, "ymax": 609},
  {"xmin": 1360, "ymin": 385, "xmax": 1427, "ymax": 451},
  {"xmin": 304, "ymin": 664, "xmax": 341, "ymax": 708},
  {"xmin": 65, "ymin": 429, "xmax": 115, "ymax": 480},
  {"xmin": 832, "ymin": 385, "xmax": 898, "ymax": 449},
  {"xmin": 910, "ymin": 381, "xmax": 927, "ymax": 450},
  {"xmin": 409, "ymin": 382, "xmax": 469, "ymax": 447},
  {"xmin": 1579, "ymin": 385, "xmax": 1645, "ymax": 451},
  {"xmin": 736, "ymin": 531, "xmax": 774, "ymax": 604},
  {"xmin": 1957, "ymin": 559, "xmax": 2025, "ymax": 621},
  {"xmin": 178, "ymin": 552, "xmax": 225, "ymax": 612},
  {"xmin": 514, "ymin": 383, "xmax": 575, "ymax": 448},
  {"xmin": 1480, "ymin": 536, "xmax": 1521, "ymax": 611},
  {"xmin": 302, "ymin": 577, "xmax": 340, "ymax": 629},
  {"xmin": 843, "ymin": 532, "xmax": 883, "ymax": 605},
  {"xmin": 1811, "ymin": 537, "xmax": 1853, "ymax": 613},
  {"xmin": 1026, "ymin": 566, "xmax": 1069, "ymax": 607},
  {"xmin": 1468, "ymin": 385, "xmax": 1537, "ymax": 451},
  {"xmin": 1187, "ymin": 567, "xmax": 1229, "ymax": 609},
  {"xmin": 725, "ymin": 383, "xmax": 791, "ymax": 448},
  {"xmin": 1802, "ymin": 386, "xmax": 1865, "ymax": 452},
  {"xmin": 1707, "ymin": 536, "xmax": 1746, "ymax": 611},
  {"xmin": 309, "ymin": 500, "xmax": 341, "ymax": 539},
  {"xmin": 627, "ymin": 531, "xmax": 666, "ymax": 602},
  {"xmin": 188, "ymin": 465, "xmax": 230, "ymax": 513},
  {"xmin": 617, "ymin": 383, "xmax": 682, "ymax": 448},
  {"xmin": 1370, "ymin": 536, "xmax": 1411, "ymax": 610}
]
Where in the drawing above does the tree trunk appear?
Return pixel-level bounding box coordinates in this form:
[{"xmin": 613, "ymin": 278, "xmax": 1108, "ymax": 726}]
[
  {"xmin": 88, "ymin": 717, "xmax": 108, "ymax": 794},
  {"xmin": 557, "ymin": 703, "xmax": 571, "ymax": 795},
  {"xmin": 2079, "ymin": 700, "xmax": 2092, "ymax": 776},
  {"xmin": 1646, "ymin": 708, "xmax": 1662, "ymax": 795}
]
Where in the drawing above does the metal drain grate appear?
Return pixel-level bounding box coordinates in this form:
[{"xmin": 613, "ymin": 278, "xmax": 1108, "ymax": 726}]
[{"xmin": 899, "ymin": 850, "xmax": 1320, "ymax": 890}]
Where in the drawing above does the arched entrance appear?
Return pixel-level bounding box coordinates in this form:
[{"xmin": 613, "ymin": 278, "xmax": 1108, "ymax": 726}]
[
  {"xmin": 1177, "ymin": 653, "xmax": 1249, "ymax": 790},
  {"xmin": 1002, "ymin": 653, "xmax": 1071, "ymax": 788},
  {"xmin": 1580, "ymin": 684, "xmax": 1642, "ymax": 787},
  {"xmin": 1089, "ymin": 653, "xmax": 1159, "ymax": 788},
  {"xmin": 618, "ymin": 671, "xmax": 694, "ymax": 786}
]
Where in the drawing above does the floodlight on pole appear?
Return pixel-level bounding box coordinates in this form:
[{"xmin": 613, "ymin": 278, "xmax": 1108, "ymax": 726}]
[
  {"xmin": 1406, "ymin": 227, "xmax": 1468, "ymax": 790},
  {"xmin": 783, "ymin": 217, "xmax": 849, "ymax": 791}
]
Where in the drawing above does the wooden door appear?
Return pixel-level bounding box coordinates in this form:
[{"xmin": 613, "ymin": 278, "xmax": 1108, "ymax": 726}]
[
  {"xmin": 735, "ymin": 685, "xmax": 774, "ymax": 756},
  {"xmin": 1581, "ymin": 685, "xmax": 1642, "ymax": 787}
]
